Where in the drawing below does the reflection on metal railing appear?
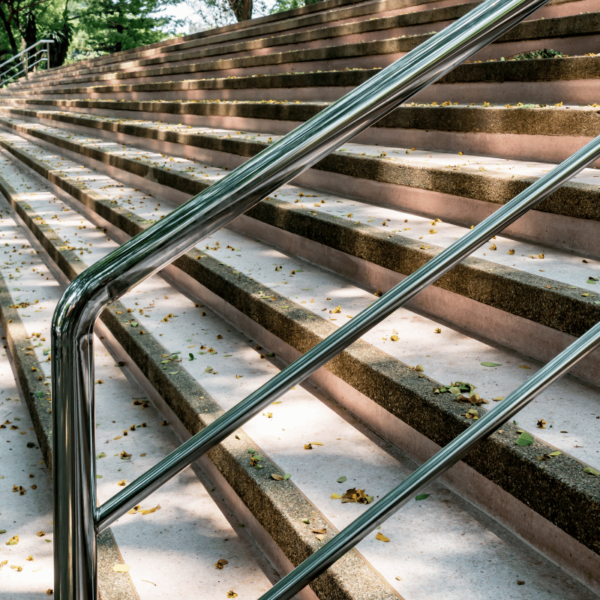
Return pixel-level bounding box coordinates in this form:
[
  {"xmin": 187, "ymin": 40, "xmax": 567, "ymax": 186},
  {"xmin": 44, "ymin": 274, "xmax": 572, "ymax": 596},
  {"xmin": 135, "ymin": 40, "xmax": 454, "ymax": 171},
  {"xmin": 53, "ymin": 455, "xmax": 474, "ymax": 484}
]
[{"xmin": 51, "ymin": 0, "xmax": 580, "ymax": 598}]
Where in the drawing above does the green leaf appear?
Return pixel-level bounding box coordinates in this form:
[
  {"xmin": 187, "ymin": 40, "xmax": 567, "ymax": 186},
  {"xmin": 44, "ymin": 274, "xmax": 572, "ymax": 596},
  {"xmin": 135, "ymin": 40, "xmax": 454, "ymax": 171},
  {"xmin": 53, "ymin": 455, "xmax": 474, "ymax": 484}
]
[
  {"xmin": 415, "ymin": 494, "xmax": 430, "ymax": 501},
  {"xmin": 584, "ymin": 467, "xmax": 600, "ymax": 477},
  {"xmin": 283, "ymin": 473, "xmax": 291, "ymax": 480},
  {"xmin": 481, "ymin": 362, "xmax": 502, "ymax": 367},
  {"xmin": 548, "ymin": 451, "xmax": 562, "ymax": 457},
  {"xmin": 188, "ymin": 353, "xmax": 194, "ymax": 361},
  {"xmin": 97, "ymin": 452, "xmax": 106, "ymax": 459},
  {"xmin": 0, "ymin": 529, "xmax": 6, "ymax": 534},
  {"xmin": 301, "ymin": 518, "xmax": 310, "ymax": 524},
  {"xmin": 516, "ymin": 432, "xmax": 534, "ymax": 446},
  {"xmin": 130, "ymin": 322, "xmax": 138, "ymax": 327},
  {"xmin": 337, "ymin": 476, "xmax": 347, "ymax": 483},
  {"xmin": 587, "ymin": 278, "xmax": 598, "ymax": 284}
]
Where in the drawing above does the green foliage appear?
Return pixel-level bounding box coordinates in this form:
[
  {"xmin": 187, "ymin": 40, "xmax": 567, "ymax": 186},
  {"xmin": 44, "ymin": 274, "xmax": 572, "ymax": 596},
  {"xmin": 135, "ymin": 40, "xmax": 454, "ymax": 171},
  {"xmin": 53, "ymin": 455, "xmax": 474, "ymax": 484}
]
[
  {"xmin": 512, "ymin": 48, "xmax": 564, "ymax": 61},
  {"xmin": 79, "ymin": 0, "xmax": 182, "ymax": 53}
]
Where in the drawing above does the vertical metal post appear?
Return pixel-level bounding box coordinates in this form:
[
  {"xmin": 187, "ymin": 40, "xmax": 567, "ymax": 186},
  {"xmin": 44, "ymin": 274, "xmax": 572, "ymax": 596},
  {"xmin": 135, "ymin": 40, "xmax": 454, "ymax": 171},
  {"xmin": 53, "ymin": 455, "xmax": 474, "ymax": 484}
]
[
  {"xmin": 53, "ymin": 299, "xmax": 99, "ymax": 600},
  {"xmin": 47, "ymin": 42, "xmax": 50, "ymax": 71}
]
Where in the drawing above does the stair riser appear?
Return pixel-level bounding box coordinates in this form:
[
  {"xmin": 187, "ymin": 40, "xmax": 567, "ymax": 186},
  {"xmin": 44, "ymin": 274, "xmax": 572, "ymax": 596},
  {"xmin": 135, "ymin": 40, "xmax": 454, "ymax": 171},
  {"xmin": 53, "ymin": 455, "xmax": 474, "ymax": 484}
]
[
  {"xmin": 6, "ymin": 118, "xmax": 599, "ymax": 389},
  {"xmin": 16, "ymin": 102, "xmax": 600, "ymax": 167},
  {"xmin": 10, "ymin": 74, "xmax": 599, "ymax": 106},
  {"xmin": 0, "ymin": 149, "xmax": 396, "ymax": 600},
  {"xmin": 14, "ymin": 32, "xmax": 598, "ymax": 93},
  {"xmin": 10, "ymin": 111, "xmax": 596, "ymax": 259},
  {"xmin": 20, "ymin": 0, "xmax": 594, "ymax": 85},
  {"xmin": 160, "ymin": 248, "xmax": 600, "ymax": 596}
]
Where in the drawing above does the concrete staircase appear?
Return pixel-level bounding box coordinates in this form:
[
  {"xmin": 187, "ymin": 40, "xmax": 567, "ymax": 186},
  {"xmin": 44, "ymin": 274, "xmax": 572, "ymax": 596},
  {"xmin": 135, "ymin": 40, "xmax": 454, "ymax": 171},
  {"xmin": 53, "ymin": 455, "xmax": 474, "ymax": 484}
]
[{"xmin": 0, "ymin": 0, "xmax": 599, "ymax": 598}]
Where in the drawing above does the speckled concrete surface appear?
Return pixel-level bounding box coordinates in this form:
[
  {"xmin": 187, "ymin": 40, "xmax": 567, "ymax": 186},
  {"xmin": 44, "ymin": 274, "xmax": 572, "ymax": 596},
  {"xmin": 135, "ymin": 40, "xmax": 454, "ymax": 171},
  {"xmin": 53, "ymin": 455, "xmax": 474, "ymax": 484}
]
[
  {"xmin": 1, "ymin": 113, "xmax": 599, "ymax": 226},
  {"xmin": 0, "ymin": 189, "xmax": 275, "ymax": 599},
  {"xmin": 0, "ymin": 142, "xmax": 598, "ymax": 599},
  {"xmin": 0, "ymin": 131, "xmax": 600, "ymax": 496},
  {"xmin": 1, "ymin": 124, "xmax": 599, "ymax": 341}
]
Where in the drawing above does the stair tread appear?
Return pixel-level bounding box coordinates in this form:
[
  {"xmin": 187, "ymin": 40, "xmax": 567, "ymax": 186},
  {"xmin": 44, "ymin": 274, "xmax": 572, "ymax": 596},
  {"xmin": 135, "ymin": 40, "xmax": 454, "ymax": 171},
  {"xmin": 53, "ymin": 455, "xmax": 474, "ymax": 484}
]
[
  {"xmin": 5, "ymin": 55, "xmax": 600, "ymax": 104},
  {"xmin": 7, "ymin": 12, "xmax": 599, "ymax": 92},
  {"xmin": 0, "ymin": 192, "xmax": 277, "ymax": 600},
  {"xmin": 0, "ymin": 148, "xmax": 596, "ymax": 600},
  {"xmin": 1, "ymin": 128, "xmax": 599, "ymax": 505}
]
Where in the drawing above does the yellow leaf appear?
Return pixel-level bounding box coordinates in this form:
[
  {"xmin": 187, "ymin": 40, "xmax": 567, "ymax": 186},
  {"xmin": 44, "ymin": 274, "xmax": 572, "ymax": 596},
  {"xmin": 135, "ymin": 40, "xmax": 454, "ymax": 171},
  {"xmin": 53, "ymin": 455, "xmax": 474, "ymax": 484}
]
[
  {"xmin": 492, "ymin": 396, "xmax": 505, "ymax": 402},
  {"xmin": 140, "ymin": 504, "xmax": 161, "ymax": 515},
  {"xmin": 390, "ymin": 335, "xmax": 399, "ymax": 342},
  {"xmin": 112, "ymin": 564, "xmax": 130, "ymax": 573},
  {"xmin": 375, "ymin": 532, "xmax": 390, "ymax": 542},
  {"xmin": 331, "ymin": 493, "xmax": 342, "ymax": 499},
  {"xmin": 227, "ymin": 592, "xmax": 238, "ymax": 599},
  {"xmin": 311, "ymin": 442, "xmax": 324, "ymax": 446},
  {"xmin": 6, "ymin": 535, "xmax": 18, "ymax": 546},
  {"xmin": 214, "ymin": 559, "xmax": 229, "ymax": 570}
]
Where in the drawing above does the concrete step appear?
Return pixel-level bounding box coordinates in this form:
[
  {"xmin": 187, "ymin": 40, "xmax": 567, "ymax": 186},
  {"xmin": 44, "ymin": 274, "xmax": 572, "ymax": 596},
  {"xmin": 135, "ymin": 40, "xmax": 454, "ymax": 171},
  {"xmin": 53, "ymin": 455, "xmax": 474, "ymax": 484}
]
[
  {"xmin": 0, "ymin": 131, "xmax": 599, "ymax": 599},
  {"xmin": 2, "ymin": 97, "xmax": 599, "ymax": 166},
  {"xmin": 0, "ymin": 188, "xmax": 279, "ymax": 599},
  {"xmin": 2, "ymin": 122, "xmax": 600, "ymax": 386},
  {"xmin": 0, "ymin": 147, "xmax": 402, "ymax": 600},
  {"xmin": 1, "ymin": 111, "xmax": 598, "ymax": 258},
  {"xmin": 1, "ymin": 126, "xmax": 600, "ymax": 592},
  {"xmin": 17, "ymin": 0, "xmax": 591, "ymax": 86},
  {"xmin": 7, "ymin": 12, "xmax": 600, "ymax": 93},
  {"xmin": 3, "ymin": 53, "xmax": 599, "ymax": 106},
  {"xmin": 27, "ymin": 0, "xmax": 381, "ymax": 81}
]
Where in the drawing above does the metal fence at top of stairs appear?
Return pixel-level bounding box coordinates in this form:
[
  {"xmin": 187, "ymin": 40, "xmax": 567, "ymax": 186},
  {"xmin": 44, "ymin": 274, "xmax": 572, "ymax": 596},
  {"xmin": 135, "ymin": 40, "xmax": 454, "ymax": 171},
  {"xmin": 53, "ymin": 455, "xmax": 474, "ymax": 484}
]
[
  {"xmin": 49, "ymin": 0, "xmax": 600, "ymax": 598},
  {"xmin": 0, "ymin": 40, "xmax": 54, "ymax": 87}
]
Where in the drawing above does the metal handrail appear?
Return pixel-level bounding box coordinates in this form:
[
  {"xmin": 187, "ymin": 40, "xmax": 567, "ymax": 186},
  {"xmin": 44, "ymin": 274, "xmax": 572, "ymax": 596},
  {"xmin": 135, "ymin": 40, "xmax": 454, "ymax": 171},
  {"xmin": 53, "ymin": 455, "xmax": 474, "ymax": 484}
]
[
  {"xmin": 0, "ymin": 40, "xmax": 53, "ymax": 85},
  {"xmin": 0, "ymin": 49, "xmax": 47, "ymax": 79},
  {"xmin": 1, "ymin": 56, "xmax": 48, "ymax": 84},
  {"xmin": 51, "ymin": 0, "xmax": 575, "ymax": 598}
]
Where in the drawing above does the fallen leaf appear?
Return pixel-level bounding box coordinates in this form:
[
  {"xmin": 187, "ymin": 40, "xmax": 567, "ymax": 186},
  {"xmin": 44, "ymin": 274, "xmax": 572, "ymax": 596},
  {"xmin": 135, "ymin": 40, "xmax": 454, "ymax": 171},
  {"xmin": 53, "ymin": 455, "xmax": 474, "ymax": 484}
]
[
  {"xmin": 481, "ymin": 362, "xmax": 501, "ymax": 367},
  {"xmin": 516, "ymin": 432, "xmax": 534, "ymax": 446},
  {"xmin": 6, "ymin": 535, "xmax": 18, "ymax": 546},
  {"xmin": 214, "ymin": 559, "xmax": 229, "ymax": 570},
  {"xmin": 271, "ymin": 474, "xmax": 284, "ymax": 481},
  {"xmin": 140, "ymin": 505, "xmax": 161, "ymax": 515},
  {"xmin": 584, "ymin": 467, "xmax": 600, "ymax": 477},
  {"xmin": 415, "ymin": 494, "xmax": 430, "ymax": 501},
  {"xmin": 113, "ymin": 565, "xmax": 130, "ymax": 573},
  {"xmin": 519, "ymin": 365, "xmax": 532, "ymax": 370},
  {"xmin": 337, "ymin": 476, "xmax": 346, "ymax": 483},
  {"xmin": 227, "ymin": 592, "xmax": 238, "ymax": 598},
  {"xmin": 331, "ymin": 493, "xmax": 342, "ymax": 499},
  {"xmin": 375, "ymin": 532, "xmax": 390, "ymax": 542}
]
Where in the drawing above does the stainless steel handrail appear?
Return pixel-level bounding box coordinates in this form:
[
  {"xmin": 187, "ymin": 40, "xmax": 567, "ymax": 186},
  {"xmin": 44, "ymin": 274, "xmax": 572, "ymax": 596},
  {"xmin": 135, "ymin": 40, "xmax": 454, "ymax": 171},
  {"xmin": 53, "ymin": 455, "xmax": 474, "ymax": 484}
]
[
  {"xmin": 0, "ymin": 49, "xmax": 47, "ymax": 79},
  {"xmin": 1, "ymin": 56, "xmax": 48, "ymax": 84},
  {"xmin": 51, "ymin": 0, "xmax": 565, "ymax": 598},
  {"xmin": 258, "ymin": 301, "xmax": 600, "ymax": 600},
  {"xmin": 0, "ymin": 40, "xmax": 54, "ymax": 85}
]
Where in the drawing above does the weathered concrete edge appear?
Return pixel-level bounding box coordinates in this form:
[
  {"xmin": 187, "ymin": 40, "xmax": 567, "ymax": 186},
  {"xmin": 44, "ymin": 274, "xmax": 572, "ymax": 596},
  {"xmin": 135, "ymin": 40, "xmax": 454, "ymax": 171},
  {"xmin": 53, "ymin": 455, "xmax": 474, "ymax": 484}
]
[
  {"xmin": 0, "ymin": 213, "xmax": 139, "ymax": 600},
  {"xmin": 5, "ymin": 97, "xmax": 600, "ymax": 138},
  {"xmin": 3, "ymin": 140, "xmax": 598, "ymax": 556},
  {"xmin": 2, "ymin": 126, "xmax": 597, "ymax": 342},
  {"xmin": 0, "ymin": 162, "xmax": 399, "ymax": 600}
]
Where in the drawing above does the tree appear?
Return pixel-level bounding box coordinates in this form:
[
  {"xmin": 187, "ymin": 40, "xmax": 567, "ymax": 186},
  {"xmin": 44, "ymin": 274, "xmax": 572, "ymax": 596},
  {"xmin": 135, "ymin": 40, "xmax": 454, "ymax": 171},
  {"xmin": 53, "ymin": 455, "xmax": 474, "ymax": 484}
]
[
  {"xmin": 0, "ymin": 0, "xmax": 50, "ymax": 56},
  {"xmin": 79, "ymin": 0, "xmax": 182, "ymax": 54}
]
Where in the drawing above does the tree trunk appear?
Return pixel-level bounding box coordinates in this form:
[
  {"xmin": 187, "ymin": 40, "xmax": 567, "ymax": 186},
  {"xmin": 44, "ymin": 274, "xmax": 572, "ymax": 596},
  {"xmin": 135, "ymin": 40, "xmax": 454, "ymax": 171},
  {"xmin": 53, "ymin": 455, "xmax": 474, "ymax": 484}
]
[
  {"xmin": 0, "ymin": 8, "xmax": 19, "ymax": 55},
  {"xmin": 228, "ymin": 0, "xmax": 252, "ymax": 22}
]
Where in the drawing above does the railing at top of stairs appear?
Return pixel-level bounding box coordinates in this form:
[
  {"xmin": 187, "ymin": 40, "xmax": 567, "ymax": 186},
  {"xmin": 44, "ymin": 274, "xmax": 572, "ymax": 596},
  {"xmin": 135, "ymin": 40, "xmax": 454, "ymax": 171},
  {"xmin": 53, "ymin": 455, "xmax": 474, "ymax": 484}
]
[
  {"xmin": 0, "ymin": 40, "xmax": 54, "ymax": 86},
  {"xmin": 51, "ymin": 0, "xmax": 600, "ymax": 598}
]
